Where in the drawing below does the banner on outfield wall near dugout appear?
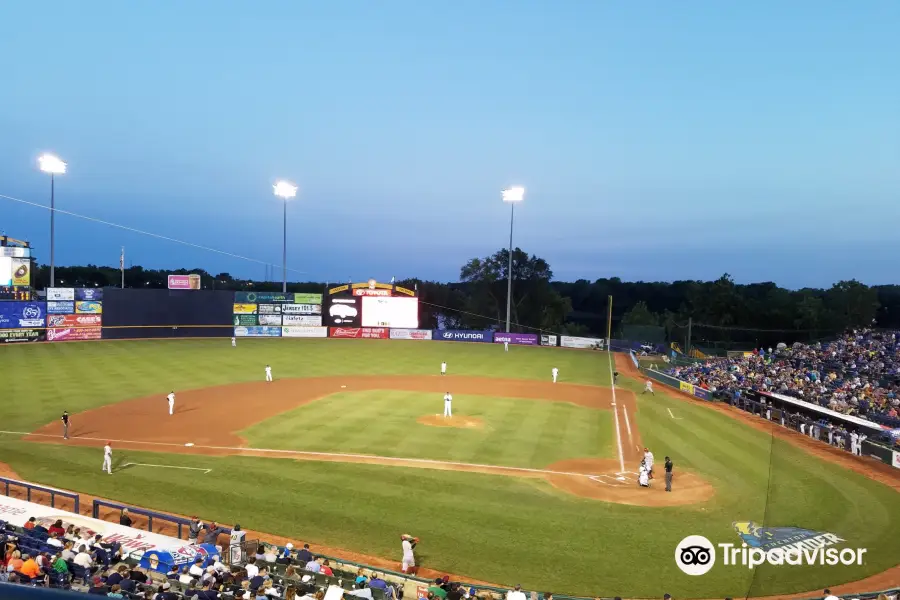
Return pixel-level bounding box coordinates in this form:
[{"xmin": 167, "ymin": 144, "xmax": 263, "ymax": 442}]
[
  {"xmin": 560, "ymin": 336, "xmax": 605, "ymax": 350},
  {"xmin": 47, "ymin": 301, "xmax": 75, "ymax": 314},
  {"xmin": 233, "ymin": 303, "xmax": 257, "ymax": 314},
  {"xmin": 75, "ymin": 288, "xmax": 104, "ymax": 301},
  {"xmin": 257, "ymin": 304, "xmax": 282, "ymax": 315},
  {"xmin": 0, "ymin": 495, "xmax": 187, "ymax": 556},
  {"xmin": 234, "ymin": 326, "xmax": 282, "ymax": 337},
  {"xmin": 282, "ymin": 315, "xmax": 322, "ymax": 326},
  {"xmin": 46, "ymin": 288, "xmax": 75, "ymax": 301},
  {"xmin": 234, "ymin": 292, "xmax": 296, "ymax": 304},
  {"xmin": 282, "ymin": 326, "xmax": 328, "ymax": 338},
  {"xmin": 0, "ymin": 301, "xmax": 47, "ymax": 328},
  {"xmin": 233, "ymin": 314, "xmax": 258, "ymax": 326},
  {"xmin": 293, "ymin": 293, "xmax": 323, "ymax": 305},
  {"xmin": 432, "ymin": 329, "xmax": 493, "ymax": 343},
  {"xmin": 493, "ymin": 332, "xmax": 538, "ymax": 346},
  {"xmin": 75, "ymin": 301, "xmax": 102, "ymax": 314},
  {"xmin": 0, "ymin": 329, "xmax": 44, "ymax": 343},
  {"xmin": 47, "ymin": 327, "xmax": 103, "ymax": 342},
  {"xmin": 893, "ymin": 451, "xmax": 900, "ymax": 470},
  {"xmin": 389, "ymin": 328, "xmax": 433, "ymax": 340},
  {"xmin": 645, "ymin": 369, "xmax": 712, "ymax": 401},
  {"xmin": 47, "ymin": 314, "xmax": 102, "ymax": 328},
  {"xmin": 329, "ymin": 327, "xmax": 388, "ymax": 339},
  {"xmin": 282, "ymin": 303, "xmax": 322, "ymax": 315},
  {"xmin": 258, "ymin": 314, "xmax": 282, "ymax": 326},
  {"xmin": 541, "ymin": 334, "xmax": 558, "ymax": 347}
]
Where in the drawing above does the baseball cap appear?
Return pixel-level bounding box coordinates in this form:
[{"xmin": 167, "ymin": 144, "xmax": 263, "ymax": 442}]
[
  {"xmin": 286, "ymin": 543, "xmax": 293, "ymax": 549},
  {"xmin": 162, "ymin": 583, "xmax": 171, "ymax": 590}
]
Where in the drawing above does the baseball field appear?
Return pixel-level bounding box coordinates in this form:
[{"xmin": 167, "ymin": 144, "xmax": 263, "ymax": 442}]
[{"xmin": 1, "ymin": 338, "xmax": 899, "ymax": 598}]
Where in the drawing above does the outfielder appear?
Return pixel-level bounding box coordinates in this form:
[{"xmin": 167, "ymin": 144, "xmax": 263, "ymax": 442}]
[
  {"xmin": 231, "ymin": 337, "xmax": 236, "ymax": 347},
  {"xmin": 102, "ymin": 442, "xmax": 113, "ymax": 474},
  {"xmin": 504, "ymin": 341, "xmax": 509, "ymax": 352},
  {"xmin": 552, "ymin": 367, "xmax": 559, "ymax": 383},
  {"xmin": 167, "ymin": 391, "xmax": 176, "ymax": 415},
  {"xmin": 643, "ymin": 380, "xmax": 654, "ymax": 395},
  {"xmin": 265, "ymin": 365, "xmax": 273, "ymax": 382},
  {"xmin": 443, "ymin": 392, "xmax": 453, "ymax": 417},
  {"xmin": 440, "ymin": 361, "xmax": 447, "ymax": 376}
]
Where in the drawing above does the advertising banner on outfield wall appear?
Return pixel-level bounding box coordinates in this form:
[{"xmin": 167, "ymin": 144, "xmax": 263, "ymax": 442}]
[
  {"xmin": 893, "ymin": 451, "xmax": 900, "ymax": 470},
  {"xmin": 282, "ymin": 315, "xmax": 322, "ymax": 326},
  {"xmin": 75, "ymin": 301, "xmax": 102, "ymax": 314},
  {"xmin": 46, "ymin": 288, "xmax": 75, "ymax": 301},
  {"xmin": 47, "ymin": 301, "xmax": 75, "ymax": 314},
  {"xmin": 0, "ymin": 302, "xmax": 47, "ymax": 328},
  {"xmin": 167, "ymin": 274, "xmax": 201, "ymax": 290},
  {"xmin": 234, "ymin": 326, "xmax": 282, "ymax": 337},
  {"xmin": 293, "ymin": 293, "xmax": 323, "ymax": 305},
  {"xmin": 560, "ymin": 336, "xmax": 605, "ymax": 350},
  {"xmin": 47, "ymin": 314, "xmax": 102, "ymax": 328},
  {"xmin": 258, "ymin": 314, "xmax": 283, "ymax": 326},
  {"xmin": 432, "ymin": 329, "xmax": 493, "ymax": 343},
  {"xmin": 233, "ymin": 314, "xmax": 258, "ymax": 326},
  {"xmin": 282, "ymin": 303, "xmax": 322, "ymax": 315},
  {"xmin": 233, "ymin": 303, "xmax": 257, "ymax": 314},
  {"xmin": 234, "ymin": 292, "xmax": 295, "ymax": 304},
  {"xmin": 329, "ymin": 327, "xmax": 388, "ymax": 339},
  {"xmin": 282, "ymin": 326, "xmax": 328, "ymax": 338},
  {"xmin": 493, "ymin": 332, "xmax": 538, "ymax": 346},
  {"xmin": 257, "ymin": 304, "xmax": 282, "ymax": 314},
  {"xmin": 645, "ymin": 369, "xmax": 712, "ymax": 401},
  {"xmin": 75, "ymin": 288, "xmax": 104, "ymax": 301},
  {"xmin": 47, "ymin": 327, "xmax": 103, "ymax": 342},
  {"xmin": 389, "ymin": 328, "xmax": 433, "ymax": 340},
  {"xmin": 0, "ymin": 328, "xmax": 44, "ymax": 343},
  {"xmin": 541, "ymin": 334, "xmax": 558, "ymax": 347}
]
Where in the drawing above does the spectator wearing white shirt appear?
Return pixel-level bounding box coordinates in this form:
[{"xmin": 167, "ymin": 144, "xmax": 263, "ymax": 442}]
[
  {"xmin": 189, "ymin": 558, "xmax": 205, "ymax": 577},
  {"xmin": 73, "ymin": 546, "xmax": 94, "ymax": 569},
  {"xmin": 823, "ymin": 589, "xmax": 839, "ymax": 600},
  {"xmin": 245, "ymin": 558, "xmax": 260, "ymax": 580},
  {"xmin": 179, "ymin": 566, "xmax": 195, "ymax": 585},
  {"xmin": 264, "ymin": 546, "xmax": 278, "ymax": 563},
  {"xmin": 507, "ymin": 585, "xmax": 527, "ymax": 600}
]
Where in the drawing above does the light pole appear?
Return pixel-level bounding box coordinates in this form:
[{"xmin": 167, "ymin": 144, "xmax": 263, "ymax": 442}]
[
  {"xmin": 39, "ymin": 154, "xmax": 67, "ymax": 288},
  {"xmin": 273, "ymin": 180, "xmax": 298, "ymax": 293},
  {"xmin": 501, "ymin": 186, "xmax": 525, "ymax": 333}
]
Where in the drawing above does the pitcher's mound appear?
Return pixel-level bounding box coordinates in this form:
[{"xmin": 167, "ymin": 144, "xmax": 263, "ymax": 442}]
[{"xmin": 417, "ymin": 415, "xmax": 484, "ymax": 429}]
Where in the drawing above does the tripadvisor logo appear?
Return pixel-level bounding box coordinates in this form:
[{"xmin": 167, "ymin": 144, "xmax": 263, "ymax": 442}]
[{"xmin": 675, "ymin": 528, "xmax": 867, "ymax": 576}]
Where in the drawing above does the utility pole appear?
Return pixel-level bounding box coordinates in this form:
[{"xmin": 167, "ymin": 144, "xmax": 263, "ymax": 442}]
[{"xmin": 686, "ymin": 317, "xmax": 693, "ymax": 358}]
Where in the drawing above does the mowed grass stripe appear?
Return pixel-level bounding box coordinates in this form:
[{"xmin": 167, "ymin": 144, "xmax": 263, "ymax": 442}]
[{"xmin": 239, "ymin": 391, "xmax": 615, "ymax": 469}]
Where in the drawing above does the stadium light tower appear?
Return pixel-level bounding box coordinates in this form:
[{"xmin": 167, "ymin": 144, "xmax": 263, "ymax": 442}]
[
  {"xmin": 273, "ymin": 180, "xmax": 298, "ymax": 293},
  {"xmin": 38, "ymin": 154, "xmax": 67, "ymax": 288},
  {"xmin": 501, "ymin": 186, "xmax": 525, "ymax": 333}
]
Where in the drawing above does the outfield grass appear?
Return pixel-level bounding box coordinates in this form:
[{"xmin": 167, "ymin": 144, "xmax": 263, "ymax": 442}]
[
  {"xmin": 240, "ymin": 390, "xmax": 616, "ymax": 468},
  {"xmin": 0, "ymin": 339, "xmax": 898, "ymax": 597}
]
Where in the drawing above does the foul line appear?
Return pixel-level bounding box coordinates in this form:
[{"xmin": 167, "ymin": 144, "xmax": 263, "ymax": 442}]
[
  {"xmin": 0, "ymin": 431, "xmax": 610, "ymax": 480},
  {"xmin": 622, "ymin": 405, "xmax": 633, "ymax": 446},
  {"xmin": 606, "ymin": 352, "xmax": 627, "ymax": 475},
  {"xmin": 122, "ymin": 462, "xmax": 211, "ymax": 474},
  {"xmin": 667, "ymin": 408, "xmax": 683, "ymax": 420}
]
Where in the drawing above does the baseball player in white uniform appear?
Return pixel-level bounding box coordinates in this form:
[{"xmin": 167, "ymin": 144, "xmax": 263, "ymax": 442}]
[
  {"xmin": 638, "ymin": 462, "xmax": 649, "ymax": 487},
  {"xmin": 265, "ymin": 365, "xmax": 273, "ymax": 382},
  {"xmin": 102, "ymin": 442, "xmax": 113, "ymax": 474},
  {"xmin": 167, "ymin": 391, "xmax": 176, "ymax": 415},
  {"xmin": 440, "ymin": 361, "xmax": 447, "ymax": 376},
  {"xmin": 643, "ymin": 448, "xmax": 655, "ymax": 479},
  {"xmin": 443, "ymin": 392, "xmax": 452, "ymax": 417},
  {"xmin": 643, "ymin": 380, "xmax": 654, "ymax": 395},
  {"xmin": 504, "ymin": 341, "xmax": 509, "ymax": 352},
  {"xmin": 400, "ymin": 535, "xmax": 418, "ymax": 573},
  {"xmin": 231, "ymin": 337, "xmax": 236, "ymax": 347},
  {"xmin": 552, "ymin": 367, "xmax": 558, "ymax": 383}
]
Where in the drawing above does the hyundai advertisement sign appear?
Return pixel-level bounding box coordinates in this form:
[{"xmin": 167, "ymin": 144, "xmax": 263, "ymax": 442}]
[
  {"xmin": 493, "ymin": 332, "xmax": 538, "ymax": 346},
  {"xmin": 433, "ymin": 329, "xmax": 493, "ymax": 343}
]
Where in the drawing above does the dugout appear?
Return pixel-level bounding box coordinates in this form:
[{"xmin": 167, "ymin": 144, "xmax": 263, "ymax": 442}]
[{"xmin": 102, "ymin": 288, "xmax": 234, "ymax": 339}]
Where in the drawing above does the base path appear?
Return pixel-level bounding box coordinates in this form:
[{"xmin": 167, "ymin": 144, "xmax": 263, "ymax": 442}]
[{"xmin": 25, "ymin": 374, "xmax": 708, "ymax": 507}]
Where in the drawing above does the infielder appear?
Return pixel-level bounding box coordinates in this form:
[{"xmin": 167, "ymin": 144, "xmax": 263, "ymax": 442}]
[
  {"xmin": 552, "ymin": 367, "xmax": 559, "ymax": 383},
  {"xmin": 231, "ymin": 337, "xmax": 236, "ymax": 347},
  {"xmin": 167, "ymin": 391, "xmax": 176, "ymax": 415},
  {"xmin": 643, "ymin": 380, "xmax": 654, "ymax": 395},
  {"xmin": 265, "ymin": 365, "xmax": 273, "ymax": 382},
  {"xmin": 443, "ymin": 392, "xmax": 453, "ymax": 417},
  {"xmin": 61, "ymin": 411, "xmax": 70, "ymax": 440},
  {"xmin": 440, "ymin": 361, "xmax": 447, "ymax": 376},
  {"xmin": 643, "ymin": 447, "xmax": 654, "ymax": 479},
  {"xmin": 102, "ymin": 442, "xmax": 113, "ymax": 474}
]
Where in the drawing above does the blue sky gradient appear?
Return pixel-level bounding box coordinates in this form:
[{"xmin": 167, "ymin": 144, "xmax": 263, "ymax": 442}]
[{"xmin": 1, "ymin": 1, "xmax": 898, "ymax": 287}]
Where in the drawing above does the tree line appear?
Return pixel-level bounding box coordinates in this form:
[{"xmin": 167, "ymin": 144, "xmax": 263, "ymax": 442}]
[{"xmin": 30, "ymin": 248, "xmax": 893, "ymax": 350}]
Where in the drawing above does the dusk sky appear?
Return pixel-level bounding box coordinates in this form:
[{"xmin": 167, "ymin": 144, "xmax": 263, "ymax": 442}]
[{"xmin": 1, "ymin": 1, "xmax": 898, "ymax": 288}]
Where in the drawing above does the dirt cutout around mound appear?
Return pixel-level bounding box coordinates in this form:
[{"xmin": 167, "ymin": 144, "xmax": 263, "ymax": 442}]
[
  {"xmin": 417, "ymin": 414, "xmax": 485, "ymax": 429},
  {"xmin": 26, "ymin": 374, "xmax": 709, "ymax": 508}
]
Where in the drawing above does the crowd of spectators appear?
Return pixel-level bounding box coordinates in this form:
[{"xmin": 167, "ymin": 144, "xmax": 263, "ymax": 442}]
[{"xmin": 667, "ymin": 329, "xmax": 900, "ymax": 427}]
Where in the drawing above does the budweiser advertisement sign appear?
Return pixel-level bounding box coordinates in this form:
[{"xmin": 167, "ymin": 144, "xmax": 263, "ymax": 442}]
[
  {"xmin": 329, "ymin": 327, "xmax": 389, "ymax": 339},
  {"xmin": 167, "ymin": 274, "xmax": 201, "ymax": 290},
  {"xmin": 46, "ymin": 314, "xmax": 102, "ymax": 328}
]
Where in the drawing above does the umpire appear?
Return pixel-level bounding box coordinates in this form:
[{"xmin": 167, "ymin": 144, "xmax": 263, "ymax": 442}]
[{"xmin": 664, "ymin": 456, "xmax": 673, "ymax": 492}]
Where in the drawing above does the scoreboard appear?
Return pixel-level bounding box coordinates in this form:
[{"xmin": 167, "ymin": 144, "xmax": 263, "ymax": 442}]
[{"xmin": 0, "ymin": 287, "xmax": 32, "ymax": 301}]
